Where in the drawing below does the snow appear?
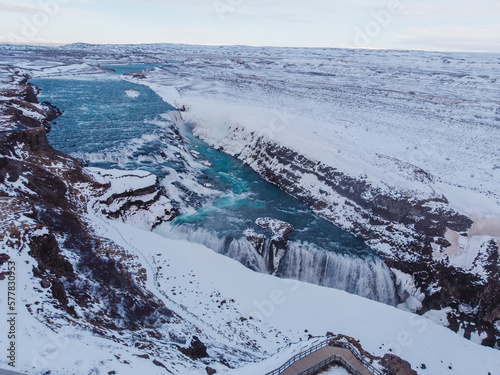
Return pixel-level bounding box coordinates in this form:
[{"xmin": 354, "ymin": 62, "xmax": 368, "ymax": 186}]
[
  {"xmin": 423, "ymin": 307, "xmax": 452, "ymax": 327},
  {"xmin": 320, "ymin": 366, "xmax": 350, "ymax": 375},
  {"xmin": 125, "ymin": 89, "xmax": 140, "ymax": 98},
  {"xmin": 11, "ymin": 103, "xmax": 46, "ymax": 121},
  {"xmin": 2, "ymin": 43, "xmax": 500, "ymax": 375},
  {"xmin": 255, "ymin": 217, "xmax": 294, "ymax": 239},
  {"xmin": 92, "ymin": 219, "xmax": 500, "ymax": 374},
  {"xmin": 392, "ymin": 268, "xmax": 425, "ymax": 313},
  {"xmin": 86, "ymin": 167, "xmax": 157, "ymax": 192}
]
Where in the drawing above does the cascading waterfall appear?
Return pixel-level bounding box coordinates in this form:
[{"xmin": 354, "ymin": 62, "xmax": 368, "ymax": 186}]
[
  {"xmin": 160, "ymin": 224, "xmax": 398, "ymax": 306},
  {"xmin": 277, "ymin": 242, "xmax": 398, "ymax": 306},
  {"xmin": 159, "ymin": 224, "xmax": 268, "ymax": 273}
]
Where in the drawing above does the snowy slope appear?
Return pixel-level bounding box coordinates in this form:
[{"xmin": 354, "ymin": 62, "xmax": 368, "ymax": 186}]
[{"xmin": 2, "ymin": 211, "xmax": 500, "ymax": 374}]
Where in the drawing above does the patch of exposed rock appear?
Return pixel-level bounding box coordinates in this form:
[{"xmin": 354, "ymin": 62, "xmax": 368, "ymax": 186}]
[
  {"xmin": 88, "ymin": 168, "xmax": 178, "ymax": 230},
  {"xmin": 380, "ymin": 354, "xmax": 418, "ymax": 375},
  {"xmin": 178, "ymin": 336, "xmax": 209, "ymax": 360}
]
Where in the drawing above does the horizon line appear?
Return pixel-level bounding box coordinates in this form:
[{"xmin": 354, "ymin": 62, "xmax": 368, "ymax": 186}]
[{"xmin": 1, "ymin": 40, "xmax": 499, "ymax": 55}]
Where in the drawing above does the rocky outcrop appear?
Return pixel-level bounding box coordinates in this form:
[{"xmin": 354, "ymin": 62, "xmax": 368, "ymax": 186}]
[
  {"xmin": 243, "ymin": 217, "xmax": 294, "ymax": 272},
  {"xmin": 0, "ymin": 77, "xmax": 60, "ymax": 132},
  {"xmin": 380, "ymin": 354, "xmax": 418, "ymax": 375},
  {"xmin": 88, "ymin": 168, "xmax": 178, "ymax": 230},
  {"xmin": 255, "ymin": 217, "xmax": 294, "ymax": 240},
  {"xmin": 0, "ymin": 253, "xmax": 10, "ymax": 280},
  {"xmin": 178, "ymin": 336, "xmax": 209, "ymax": 360}
]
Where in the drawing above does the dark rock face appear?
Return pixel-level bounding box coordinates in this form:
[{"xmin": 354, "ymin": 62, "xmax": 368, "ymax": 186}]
[
  {"xmin": 0, "ymin": 253, "xmax": 10, "ymax": 266},
  {"xmin": 29, "ymin": 233, "xmax": 75, "ymax": 308},
  {"xmin": 23, "ymin": 83, "xmax": 39, "ymax": 103},
  {"xmin": 96, "ymin": 173, "xmax": 178, "ymax": 229},
  {"xmin": 214, "ymin": 125, "xmax": 500, "ymax": 347},
  {"xmin": 380, "ymin": 354, "xmax": 418, "ymax": 375},
  {"xmin": 29, "ymin": 233, "xmax": 75, "ymax": 279},
  {"xmin": 0, "ymin": 81, "xmax": 59, "ymax": 132},
  {"xmin": 179, "ymin": 336, "xmax": 209, "ymax": 360},
  {"xmin": 0, "ymin": 253, "xmax": 11, "ymax": 280},
  {"xmin": 152, "ymin": 359, "xmax": 169, "ymax": 370}
]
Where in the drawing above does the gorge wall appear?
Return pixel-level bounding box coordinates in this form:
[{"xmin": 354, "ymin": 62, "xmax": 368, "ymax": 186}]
[{"xmin": 192, "ymin": 122, "xmax": 500, "ymax": 348}]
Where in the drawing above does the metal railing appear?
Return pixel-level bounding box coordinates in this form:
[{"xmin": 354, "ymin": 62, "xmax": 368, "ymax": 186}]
[
  {"xmin": 330, "ymin": 341, "xmax": 383, "ymax": 375},
  {"xmin": 264, "ymin": 339, "xmax": 384, "ymax": 375},
  {"xmin": 265, "ymin": 340, "xmax": 333, "ymax": 375},
  {"xmin": 298, "ymin": 354, "xmax": 362, "ymax": 375}
]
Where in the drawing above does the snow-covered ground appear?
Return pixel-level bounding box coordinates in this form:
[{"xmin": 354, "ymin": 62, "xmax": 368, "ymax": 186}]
[
  {"xmin": 1, "ymin": 43, "xmax": 500, "ymax": 374},
  {"xmin": 2, "ymin": 210, "xmax": 500, "ymax": 374},
  {"xmin": 320, "ymin": 367, "xmax": 350, "ymax": 375}
]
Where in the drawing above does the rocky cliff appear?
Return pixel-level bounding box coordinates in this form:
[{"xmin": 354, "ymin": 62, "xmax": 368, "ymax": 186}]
[{"xmin": 0, "ymin": 78, "xmax": 233, "ymax": 373}]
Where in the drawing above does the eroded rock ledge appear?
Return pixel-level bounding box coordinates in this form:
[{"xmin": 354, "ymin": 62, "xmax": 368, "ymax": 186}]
[{"xmin": 88, "ymin": 168, "xmax": 178, "ymax": 230}]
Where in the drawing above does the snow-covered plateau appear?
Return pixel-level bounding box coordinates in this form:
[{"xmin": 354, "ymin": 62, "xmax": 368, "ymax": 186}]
[{"xmin": 0, "ymin": 43, "xmax": 499, "ymax": 374}]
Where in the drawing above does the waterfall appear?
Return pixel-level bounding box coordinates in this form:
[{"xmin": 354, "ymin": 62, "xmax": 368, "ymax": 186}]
[
  {"xmin": 161, "ymin": 224, "xmax": 268, "ymax": 273},
  {"xmin": 277, "ymin": 242, "xmax": 398, "ymax": 306},
  {"xmin": 160, "ymin": 224, "xmax": 398, "ymax": 306}
]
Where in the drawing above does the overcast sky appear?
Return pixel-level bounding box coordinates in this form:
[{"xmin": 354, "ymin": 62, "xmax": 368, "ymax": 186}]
[{"xmin": 0, "ymin": 0, "xmax": 499, "ymax": 52}]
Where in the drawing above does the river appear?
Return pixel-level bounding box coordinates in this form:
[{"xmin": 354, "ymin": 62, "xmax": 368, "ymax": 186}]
[{"xmin": 32, "ymin": 64, "xmax": 398, "ymax": 305}]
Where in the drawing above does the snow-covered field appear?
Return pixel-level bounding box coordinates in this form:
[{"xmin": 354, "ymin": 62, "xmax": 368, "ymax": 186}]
[{"xmin": 131, "ymin": 47, "xmax": 500, "ymax": 216}]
